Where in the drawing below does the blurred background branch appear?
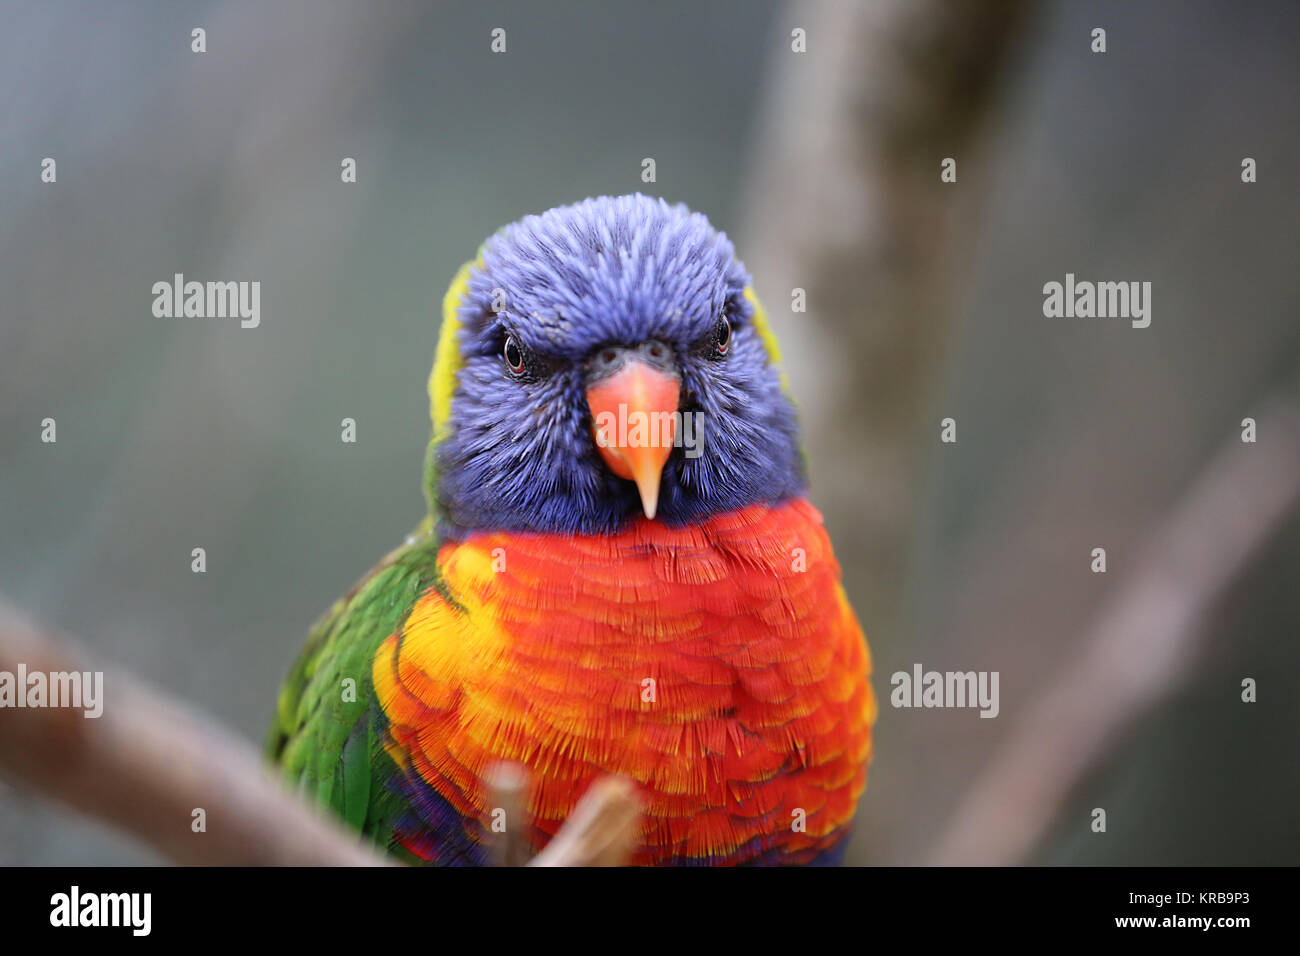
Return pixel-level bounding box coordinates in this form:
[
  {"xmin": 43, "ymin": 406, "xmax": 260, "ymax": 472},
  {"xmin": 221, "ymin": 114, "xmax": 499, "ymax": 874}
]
[
  {"xmin": 931, "ymin": 383, "xmax": 1300, "ymax": 864},
  {"xmin": 0, "ymin": 596, "xmax": 385, "ymax": 865}
]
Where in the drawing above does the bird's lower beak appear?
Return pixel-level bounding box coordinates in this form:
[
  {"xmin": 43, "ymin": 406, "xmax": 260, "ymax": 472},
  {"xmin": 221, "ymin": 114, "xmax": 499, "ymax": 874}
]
[{"xmin": 586, "ymin": 359, "xmax": 680, "ymax": 520}]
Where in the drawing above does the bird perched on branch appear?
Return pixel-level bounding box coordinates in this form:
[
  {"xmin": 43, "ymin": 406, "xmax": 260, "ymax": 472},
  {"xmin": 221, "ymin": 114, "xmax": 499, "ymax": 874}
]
[{"xmin": 267, "ymin": 195, "xmax": 875, "ymax": 865}]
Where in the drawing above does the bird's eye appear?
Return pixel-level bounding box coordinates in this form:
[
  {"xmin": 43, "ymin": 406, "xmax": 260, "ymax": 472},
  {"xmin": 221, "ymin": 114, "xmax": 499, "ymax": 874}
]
[
  {"xmin": 714, "ymin": 316, "xmax": 732, "ymax": 355},
  {"xmin": 503, "ymin": 334, "xmax": 526, "ymax": 375}
]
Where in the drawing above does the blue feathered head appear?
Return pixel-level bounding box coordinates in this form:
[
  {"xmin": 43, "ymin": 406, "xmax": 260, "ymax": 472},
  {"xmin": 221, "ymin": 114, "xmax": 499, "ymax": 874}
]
[{"xmin": 425, "ymin": 194, "xmax": 804, "ymax": 536}]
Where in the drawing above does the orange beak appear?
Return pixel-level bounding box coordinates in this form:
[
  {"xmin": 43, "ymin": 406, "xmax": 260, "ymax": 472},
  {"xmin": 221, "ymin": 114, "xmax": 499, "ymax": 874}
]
[{"xmin": 586, "ymin": 360, "xmax": 680, "ymax": 520}]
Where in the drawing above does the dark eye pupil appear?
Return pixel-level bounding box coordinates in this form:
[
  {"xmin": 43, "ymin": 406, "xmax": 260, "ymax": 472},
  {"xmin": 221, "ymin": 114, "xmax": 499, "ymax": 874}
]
[
  {"xmin": 716, "ymin": 318, "xmax": 731, "ymax": 353},
  {"xmin": 504, "ymin": 336, "xmax": 524, "ymax": 372}
]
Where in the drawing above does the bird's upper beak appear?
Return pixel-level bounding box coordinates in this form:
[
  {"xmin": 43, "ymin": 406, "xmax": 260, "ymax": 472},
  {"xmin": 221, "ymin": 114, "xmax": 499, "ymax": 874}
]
[{"xmin": 585, "ymin": 342, "xmax": 680, "ymax": 520}]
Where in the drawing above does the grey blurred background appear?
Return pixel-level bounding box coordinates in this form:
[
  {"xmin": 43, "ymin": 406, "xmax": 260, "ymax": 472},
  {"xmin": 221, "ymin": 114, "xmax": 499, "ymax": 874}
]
[{"xmin": 1, "ymin": 0, "xmax": 1296, "ymax": 865}]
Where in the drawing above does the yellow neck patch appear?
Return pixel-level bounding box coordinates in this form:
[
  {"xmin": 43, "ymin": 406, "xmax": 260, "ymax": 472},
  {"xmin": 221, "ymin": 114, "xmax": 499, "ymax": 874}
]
[
  {"xmin": 744, "ymin": 286, "xmax": 791, "ymax": 396},
  {"xmin": 428, "ymin": 257, "xmax": 481, "ymax": 442}
]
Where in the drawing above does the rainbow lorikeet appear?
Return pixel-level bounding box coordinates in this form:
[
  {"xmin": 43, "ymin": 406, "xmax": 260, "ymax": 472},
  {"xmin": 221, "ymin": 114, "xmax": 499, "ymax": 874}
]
[{"xmin": 267, "ymin": 195, "xmax": 876, "ymax": 865}]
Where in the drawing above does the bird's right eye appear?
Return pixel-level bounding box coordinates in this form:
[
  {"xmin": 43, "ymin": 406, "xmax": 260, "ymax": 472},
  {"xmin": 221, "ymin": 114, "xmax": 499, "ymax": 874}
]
[
  {"xmin": 503, "ymin": 335, "xmax": 526, "ymax": 375},
  {"xmin": 714, "ymin": 315, "xmax": 732, "ymax": 356}
]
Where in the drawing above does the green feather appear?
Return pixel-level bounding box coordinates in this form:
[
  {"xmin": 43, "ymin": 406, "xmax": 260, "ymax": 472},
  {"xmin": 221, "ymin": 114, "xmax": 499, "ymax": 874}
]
[{"xmin": 266, "ymin": 529, "xmax": 442, "ymax": 853}]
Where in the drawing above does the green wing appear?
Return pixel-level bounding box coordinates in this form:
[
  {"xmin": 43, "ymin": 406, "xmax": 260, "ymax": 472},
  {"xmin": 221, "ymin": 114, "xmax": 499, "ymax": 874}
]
[{"xmin": 266, "ymin": 528, "xmax": 442, "ymax": 854}]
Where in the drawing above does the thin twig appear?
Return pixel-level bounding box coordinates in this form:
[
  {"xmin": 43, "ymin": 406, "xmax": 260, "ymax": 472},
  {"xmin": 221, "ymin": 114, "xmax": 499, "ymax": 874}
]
[
  {"xmin": 485, "ymin": 762, "xmax": 532, "ymax": 866},
  {"xmin": 530, "ymin": 775, "xmax": 640, "ymax": 868},
  {"xmin": 930, "ymin": 388, "xmax": 1300, "ymax": 865},
  {"xmin": 484, "ymin": 761, "xmax": 641, "ymax": 867}
]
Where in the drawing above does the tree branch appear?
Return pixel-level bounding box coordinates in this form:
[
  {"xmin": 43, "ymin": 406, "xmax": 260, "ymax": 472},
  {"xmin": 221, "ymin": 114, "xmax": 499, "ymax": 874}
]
[
  {"xmin": 0, "ymin": 601, "xmax": 385, "ymax": 865},
  {"xmin": 929, "ymin": 387, "xmax": 1300, "ymax": 865}
]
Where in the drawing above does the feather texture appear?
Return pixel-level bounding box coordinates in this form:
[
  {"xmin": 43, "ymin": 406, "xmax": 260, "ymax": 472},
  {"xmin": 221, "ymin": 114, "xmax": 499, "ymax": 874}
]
[{"xmin": 371, "ymin": 500, "xmax": 875, "ymax": 865}]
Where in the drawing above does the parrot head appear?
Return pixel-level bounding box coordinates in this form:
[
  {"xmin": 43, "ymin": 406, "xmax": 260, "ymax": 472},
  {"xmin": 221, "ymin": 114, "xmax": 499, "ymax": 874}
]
[{"xmin": 426, "ymin": 194, "xmax": 804, "ymax": 535}]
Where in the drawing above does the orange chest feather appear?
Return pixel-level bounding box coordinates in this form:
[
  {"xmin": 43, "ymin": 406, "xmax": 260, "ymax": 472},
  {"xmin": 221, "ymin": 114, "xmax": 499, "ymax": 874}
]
[{"xmin": 372, "ymin": 499, "xmax": 876, "ymax": 864}]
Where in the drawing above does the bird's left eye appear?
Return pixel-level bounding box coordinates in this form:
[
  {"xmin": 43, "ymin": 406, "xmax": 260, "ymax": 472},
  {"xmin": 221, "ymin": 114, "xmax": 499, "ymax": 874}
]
[
  {"xmin": 503, "ymin": 334, "xmax": 526, "ymax": 375},
  {"xmin": 714, "ymin": 316, "xmax": 732, "ymax": 355}
]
